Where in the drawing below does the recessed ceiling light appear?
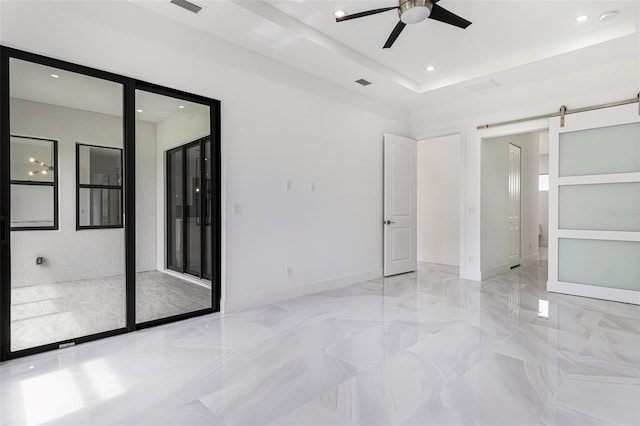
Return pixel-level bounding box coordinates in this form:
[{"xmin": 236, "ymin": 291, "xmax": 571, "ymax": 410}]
[
  {"xmin": 178, "ymin": 105, "xmax": 185, "ymax": 109},
  {"xmin": 334, "ymin": 10, "xmax": 346, "ymax": 18},
  {"xmin": 600, "ymin": 10, "xmax": 617, "ymax": 21},
  {"xmin": 136, "ymin": 109, "xmax": 143, "ymax": 113},
  {"xmin": 50, "ymin": 74, "xmax": 59, "ymax": 78},
  {"xmin": 426, "ymin": 66, "xmax": 435, "ymax": 72},
  {"xmin": 575, "ymin": 15, "xmax": 588, "ymax": 23}
]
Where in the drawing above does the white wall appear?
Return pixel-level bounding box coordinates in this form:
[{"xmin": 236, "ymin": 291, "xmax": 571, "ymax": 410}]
[
  {"xmin": 135, "ymin": 119, "xmax": 159, "ymax": 272},
  {"xmin": 416, "ymin": 135, "xmax": 460, "ymax": 265},
  {"xmin": 0, "ymin": 1, "xmax": 409, "ymax": 309},
  {"xmin": 481, "ymin": 132, "xmax": 539, "ymax": 278},
  {"xmin": 9, "ymin": 98, "xmax": 157, "ymax": 287}
]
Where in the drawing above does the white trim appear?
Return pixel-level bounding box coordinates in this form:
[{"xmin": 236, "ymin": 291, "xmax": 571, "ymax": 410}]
[
  {"xmin": 558, "ymin": 172, "xmax": 640, "ymax": 186},
  {"xmin": 520, "ymin": 252, "xmax": 539, "ymax": 266},
  {"xmin": 221, "ymin": 269, "xmax": 382, "ymax": 313},
  {"xmin": 417, "ymin": 255, "xmax": 460, "ymax": 266},
  {"xmin": 481, "ymin": 262, "xmax": 510, "ymax": 281},
  {"xmin": 548, "ymin": 280, "xmax": 640, "ymax": 305},
  {"xmin": 557, "ymin": 230, "xmax": 640, "ymax": 242},
  {"xmin": 162, "ymin": 269, "xmax": 211, "ymax": 290}
]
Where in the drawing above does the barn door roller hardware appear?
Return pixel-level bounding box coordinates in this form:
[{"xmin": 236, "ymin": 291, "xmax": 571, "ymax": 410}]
[{"xmin": 477, "ymin": 93, "xmax": 640, "ymax": 130}]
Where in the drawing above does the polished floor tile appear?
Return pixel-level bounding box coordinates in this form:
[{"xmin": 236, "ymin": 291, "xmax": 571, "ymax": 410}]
[
  {"xmin": 10, "ymin": 270, "xmax": 211, "ymax": 351},
  {"xmin": 1, "ymin": 253, "xmax": 639, "ymax": 425}
]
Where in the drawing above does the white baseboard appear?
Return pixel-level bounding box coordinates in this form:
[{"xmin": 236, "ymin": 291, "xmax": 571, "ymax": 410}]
[
  {"xmin": 417, "ymin": 255, "xmax": 460, "ymax": 266},
  {"xmin": 520, "ymin": 253, "xmax": 539, "ymax": 266},
  {"xmin": 221, "ymin": 269, "xmax": 382, "ymax": 313},
  {"xmin": 548, "ymin": 280, "xmax": 640, "ymax": 305},
  {"xmin": 481, "ymin": 263, "xmax": 510, "ymax": 281}
]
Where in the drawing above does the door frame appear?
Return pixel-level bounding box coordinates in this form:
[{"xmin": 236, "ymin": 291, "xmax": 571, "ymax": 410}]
[{"xmin": 0, "ymin": 46, "xmax": 222, "ymax": 361}]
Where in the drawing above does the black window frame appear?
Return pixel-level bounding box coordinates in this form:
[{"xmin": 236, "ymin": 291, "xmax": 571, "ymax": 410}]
[
  {"xmin": 9, "ymin": 135, "xmax": 59, "ymax": 231},
  {"xmin": 75, "ymin": 142, "xmax": 124, "ymax": 230}
]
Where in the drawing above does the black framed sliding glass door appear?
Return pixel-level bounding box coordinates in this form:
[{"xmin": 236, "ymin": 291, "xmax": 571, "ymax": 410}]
[
  {"xmin": 0, "ymin": 46, "xmax": 221, "ymax": 361},
  {"xmin": 167, "ymin": 138, "xmax": 211, "ymax": 280}
]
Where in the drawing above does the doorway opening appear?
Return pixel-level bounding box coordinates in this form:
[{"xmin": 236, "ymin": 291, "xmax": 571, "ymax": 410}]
[
  {"xmin": 416, "ymin": 134, "xmax": 461, "ymax": 269},
  {"xmin": 166, "ymin": 137, "xmax": 212, "ymax": 280},
  {"xmin": 481, "ymin": 130, "xmax": 549, "ymax": 280}
]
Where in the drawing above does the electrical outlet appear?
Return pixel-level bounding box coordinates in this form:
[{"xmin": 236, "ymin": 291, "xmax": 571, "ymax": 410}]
[
  {"xmin": 468, "ymin": 256, "xmax": 473, "ymax": 264},
  {"xmin": 36, "ymin": 257, "xmax": 44, "ymax": 265},
  {"xmin": 233, "ymin": 203, "xmax": 241, "ymax": 216},
  {"xmin": 286, "ymin": 180, "xmax": 292, "ymax": 191},
  {"xmin": 310, "ymin": 182, "xmax": 317, "ymax": 192},
  {"xmin": 286, "ymin": 266, "xmax": 293, "ymax": 278}
]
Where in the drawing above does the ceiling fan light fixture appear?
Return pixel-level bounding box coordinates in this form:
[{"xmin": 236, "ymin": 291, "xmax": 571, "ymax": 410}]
[{"xmin": 400, "ymin": 0, "xmax": 432, "ymax": 24}]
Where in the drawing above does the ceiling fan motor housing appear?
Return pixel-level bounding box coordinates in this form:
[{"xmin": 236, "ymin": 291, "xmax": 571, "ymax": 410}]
[{"xmin": 399, "ymin": 0, "xmax": 432, "ymax": 24}]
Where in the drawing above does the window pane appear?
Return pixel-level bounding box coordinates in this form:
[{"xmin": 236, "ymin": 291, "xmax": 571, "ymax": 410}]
[
  {"xmin": 79, "ymin": 188, "xmax": 122, "ymax": 227},
  {"xmin": 78, "ymin": 145, "xmax": 122, "ymax": 186},
  {"xmin": 10, "ymin": 136, "xmax": 55, "ymax": 183},
  {"xmin": 559, "ymin": 182, "xmax": 640, "ymax": 232},
  {"xmin": 559, "ymin": 122, "xmax": 640, "ymax": 177},
  {"xmin": 10, "ymin": 184, "xmax": 54, "ymax": 228}
]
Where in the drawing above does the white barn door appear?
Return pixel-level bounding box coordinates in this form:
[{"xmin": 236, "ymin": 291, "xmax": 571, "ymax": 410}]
[{"xmin": 383, "ymin": 133, "xmax": 417, "ymax": 276}]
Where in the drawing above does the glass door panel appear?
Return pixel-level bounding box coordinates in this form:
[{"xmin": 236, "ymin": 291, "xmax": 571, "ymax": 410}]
[
  {"xmin": 8, "ymin": 58, "xmax": 126, "ymax": 352},
  {"xmin": 204, "ymin": 140, "xmax": 212, "ymax": 279},
  {"xmin": 185, "ymin": 143, "xmax": 202, "ymax": 276},
  {"xmin": 135, "ymin": 89, "xmax": 212, "ymax": 324},
  {"xmin": 167, "ymin": 148, "xmax": 183, "ymax": 271}
]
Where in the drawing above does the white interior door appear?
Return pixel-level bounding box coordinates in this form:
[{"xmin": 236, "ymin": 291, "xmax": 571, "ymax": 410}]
[
  {"xmin": 508, "ymin": 143, "xmax": 521, "ymax": 268},
  {"xmin": 384, "ymin": 133, "xmax": 417, "ymax": 276}
]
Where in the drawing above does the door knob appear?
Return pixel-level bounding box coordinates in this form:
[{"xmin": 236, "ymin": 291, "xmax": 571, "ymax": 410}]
[{"xmin": 384, "ymin": 220, "xmax": 396, "ymax": 225}]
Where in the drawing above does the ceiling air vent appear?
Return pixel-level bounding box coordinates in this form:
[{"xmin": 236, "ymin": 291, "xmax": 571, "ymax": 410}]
[
  {"xmin": 465, "ymin": 79, "xmax": 500, "ymax": 93},
  {"xmin": 170, "ymin": 0, "xmax": 203, "ymax": 14},
  {"xmin": 355, "ymin": 79, "xmax": 372, "ymax": 87}
]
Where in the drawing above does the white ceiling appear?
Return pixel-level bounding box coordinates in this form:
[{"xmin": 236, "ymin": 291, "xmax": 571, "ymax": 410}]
[
  {"xmin": 131, "ymin": 0, "xmax": 640, "ymax": 111},
  {"xmin": 10, "ymin": 58, "xmax": 209, "ymax": 123}
]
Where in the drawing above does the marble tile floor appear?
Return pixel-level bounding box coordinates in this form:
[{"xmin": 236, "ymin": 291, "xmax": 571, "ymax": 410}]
[
  {"xmin": 1, "ymin": 255, "xmax": 639, "ymax": 426},
  {"xmin": 10, "ymin": 270, "xmax": 211, "ymax": 352}
]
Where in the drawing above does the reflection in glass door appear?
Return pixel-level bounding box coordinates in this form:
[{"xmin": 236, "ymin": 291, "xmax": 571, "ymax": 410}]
[
  {"xmin": 134, "ymin": 88, "xmax": 213, "ymax": 325},
  {"xmin": 167, "ymin": 138, "xmax": 211, "ymax": 279},
  {"xmin": 6, "ymin": 57, "xmax": 127, "ymax": 354}
]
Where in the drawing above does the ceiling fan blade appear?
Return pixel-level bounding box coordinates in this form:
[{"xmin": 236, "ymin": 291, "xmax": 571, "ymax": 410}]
[
  {"xmin": 336, "ymin": 6, "xmax": 398, "ymax": 22},
  {"xmin": 383, "ymin": 21, "xmax": 406, "ymax": 49},
  {"xmin": 428, "ymin": 3, "xmax": 472, "ymax": 29}
]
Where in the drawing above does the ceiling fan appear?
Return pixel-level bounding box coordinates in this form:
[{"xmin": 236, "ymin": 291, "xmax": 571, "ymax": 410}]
[{"xmin": 335, "ymin": 0, "xmax": 472, "ymax": 48}]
